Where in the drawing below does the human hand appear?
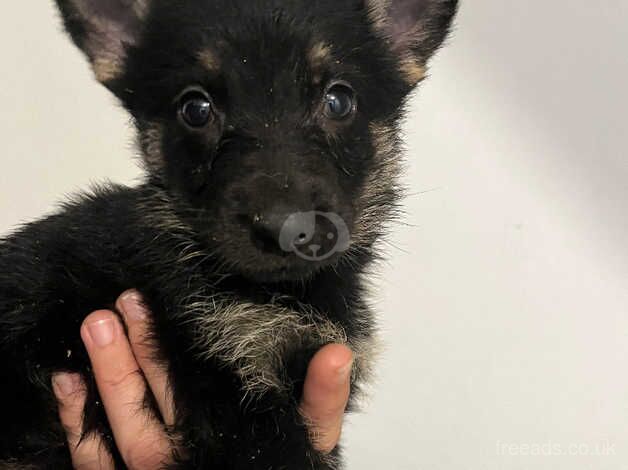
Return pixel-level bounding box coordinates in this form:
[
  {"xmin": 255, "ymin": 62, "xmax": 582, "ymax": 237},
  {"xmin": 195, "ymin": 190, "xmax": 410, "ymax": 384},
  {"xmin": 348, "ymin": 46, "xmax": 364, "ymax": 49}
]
[{"xmin": 51, "ymin": 291, "xmax": 353, "ymax": 469}]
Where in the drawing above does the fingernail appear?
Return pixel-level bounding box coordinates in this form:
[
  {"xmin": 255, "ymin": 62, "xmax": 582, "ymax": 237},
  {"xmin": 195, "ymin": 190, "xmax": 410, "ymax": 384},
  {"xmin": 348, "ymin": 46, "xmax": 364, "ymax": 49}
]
[
  {"xmin": 119, "ymin": 290, "xmax": 147, "ymax": 321},
  {"xmin": 52, "ymin": 372, "xmax": 80, "ymax": 397},
  {"xmin": 86, "ymin": 318, "xmax": 116, "ymax": 347}
]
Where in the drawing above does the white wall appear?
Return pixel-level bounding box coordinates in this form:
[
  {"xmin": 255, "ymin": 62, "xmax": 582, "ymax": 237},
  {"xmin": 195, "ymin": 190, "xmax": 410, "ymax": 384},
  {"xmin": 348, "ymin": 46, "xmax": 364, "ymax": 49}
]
[{"xmin": 1, "ymin": 3, "xmax": 627, "ymax": 469}]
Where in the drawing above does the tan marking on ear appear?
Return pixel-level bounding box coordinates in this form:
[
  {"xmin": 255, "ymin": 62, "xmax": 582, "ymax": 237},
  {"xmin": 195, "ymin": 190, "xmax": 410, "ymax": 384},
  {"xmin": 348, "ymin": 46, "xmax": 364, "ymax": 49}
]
[
  {"xmin": 92, "ymin": 56, "xmax": 123, "ymax": 83},
  {"xmin": 366, "ymin": 0, "xmax": 427, "ymax": 86},
  {"xmin": 399, "ymin": 57, "xmax": 426, "ymax": 85},
  {"xmin": 198, "ymin": 48, "xmax": 221, "ymax": 73}
]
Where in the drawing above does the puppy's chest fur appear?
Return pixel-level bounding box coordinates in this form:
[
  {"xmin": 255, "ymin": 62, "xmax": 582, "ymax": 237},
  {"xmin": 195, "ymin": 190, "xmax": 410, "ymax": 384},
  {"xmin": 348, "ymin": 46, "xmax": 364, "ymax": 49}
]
[{"xmin": 181, "ymin": 293, "xmax": 375, "ymax": 397}]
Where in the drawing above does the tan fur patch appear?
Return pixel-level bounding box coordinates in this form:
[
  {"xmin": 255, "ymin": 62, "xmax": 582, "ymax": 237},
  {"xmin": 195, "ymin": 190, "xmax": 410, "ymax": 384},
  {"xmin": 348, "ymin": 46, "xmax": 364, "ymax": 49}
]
[
  {"xmin": 308, "ymin": 42, "xmax": 333, "ymax": 85},
  {"xmin": 365, "ymin": 0, "xmax": 428, "ymax": 85},
  {"xmin": 92, "ymin": 56, "xmax": 123, "ymax": 83},
  {"xmin": 308, "ymin": 42, "xmax": 332, "ymax": 68},
  {"xmin": 198, "ymin": 48, "xmax": 221, "ymax": 73},
  {"xmin": 138, "ymin": 122, "xmax": 165, "ymax": 171},
  {"xmin": 189, "ymin": 297, "xmax": 343, "ymax": 395},
  {"xmin": 69, "ymin": 0, "xmax": 148, "ymax": 83},
  {"xmin": 133, "ymin": 0, "xmax": 149, "ymax": 19},
  {"xmin": 399, "ymin": 57, "xmax": 426, "ymax": 85},
  {"xmin": 180, "ymin": 293, "xmax": 378, "ymax": 398}
]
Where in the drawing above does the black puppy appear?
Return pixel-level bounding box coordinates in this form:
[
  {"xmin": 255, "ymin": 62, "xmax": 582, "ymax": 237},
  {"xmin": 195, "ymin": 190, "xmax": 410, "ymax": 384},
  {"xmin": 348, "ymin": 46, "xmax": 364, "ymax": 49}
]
[{"xmin": 0, "ymin": 1, "xmax": 457, "ymax": 468}]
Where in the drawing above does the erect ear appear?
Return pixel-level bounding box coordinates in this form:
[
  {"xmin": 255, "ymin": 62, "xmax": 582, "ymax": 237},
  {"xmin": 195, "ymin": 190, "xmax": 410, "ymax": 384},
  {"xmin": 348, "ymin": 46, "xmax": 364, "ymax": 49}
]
[
  {"xmin": 367, "ymin": 0, "xmax": 459, "ymax": 85},
  {"xmin": 55, "ymin": 0, "xmax": 149, "ymax": 86}
]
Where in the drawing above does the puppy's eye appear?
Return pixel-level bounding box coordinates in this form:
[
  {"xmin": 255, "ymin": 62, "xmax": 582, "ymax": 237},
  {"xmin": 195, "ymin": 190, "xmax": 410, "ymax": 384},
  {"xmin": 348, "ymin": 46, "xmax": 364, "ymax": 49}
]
[
  {"xmin": 178, "ymin": 89, "xmax": 213, "ymax": 128},
  {"xmin": 324, "ymin": 84, "xmax": 356, "ymax": 120}
]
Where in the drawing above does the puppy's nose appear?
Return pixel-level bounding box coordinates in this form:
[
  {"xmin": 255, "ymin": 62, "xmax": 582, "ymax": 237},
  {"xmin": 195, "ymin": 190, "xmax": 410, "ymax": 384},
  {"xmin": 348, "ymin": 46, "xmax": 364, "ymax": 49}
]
[{"xmin": 251, "ymin": 209, "xmax": 311, "ymax": 253}]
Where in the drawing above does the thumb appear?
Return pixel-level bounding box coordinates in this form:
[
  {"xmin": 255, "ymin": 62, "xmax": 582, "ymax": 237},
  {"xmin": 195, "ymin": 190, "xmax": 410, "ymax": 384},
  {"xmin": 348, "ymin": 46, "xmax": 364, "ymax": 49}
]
[{"xmin": 299, "ymin": 344, "xmax": 353, "ymax": 454}]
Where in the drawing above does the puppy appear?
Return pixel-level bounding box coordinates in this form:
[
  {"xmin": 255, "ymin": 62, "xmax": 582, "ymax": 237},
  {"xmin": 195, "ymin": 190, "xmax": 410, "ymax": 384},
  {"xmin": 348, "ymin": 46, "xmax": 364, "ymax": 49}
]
[{"xmin": 0, "ymin": 1, "xmax": 457, "ymax": 468}]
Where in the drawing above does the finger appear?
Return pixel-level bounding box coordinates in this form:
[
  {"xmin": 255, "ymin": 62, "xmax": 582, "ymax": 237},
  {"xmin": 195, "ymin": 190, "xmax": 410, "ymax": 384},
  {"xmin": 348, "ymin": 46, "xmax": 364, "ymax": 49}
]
[
  {"xmin": 299, "ymin": 344, "xmax": 353, "ymax": 454},
  {"xmin": 81, "ymin": 310, "xmax": 172, "ymax": 469},
  {"xmin": 116, "ymin": 290, "xmax": 175, "ymax": 426},
  {"xmin": 52, "ymin": 372, "xmax": 115, "ymax": 470}
]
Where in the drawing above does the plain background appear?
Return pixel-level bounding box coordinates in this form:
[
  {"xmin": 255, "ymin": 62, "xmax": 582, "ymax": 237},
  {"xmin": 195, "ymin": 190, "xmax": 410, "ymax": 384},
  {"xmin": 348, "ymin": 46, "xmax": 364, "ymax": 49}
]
[{"xmin": 1, "ymin": 2, "xmax": 627, "ymax": 469}]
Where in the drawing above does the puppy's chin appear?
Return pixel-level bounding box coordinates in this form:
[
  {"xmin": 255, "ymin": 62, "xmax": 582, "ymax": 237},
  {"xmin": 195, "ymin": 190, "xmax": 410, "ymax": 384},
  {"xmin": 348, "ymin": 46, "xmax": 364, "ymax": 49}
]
[{"xmin": 233, "ymin": 252, "xmax": 344, "ymax": 284}]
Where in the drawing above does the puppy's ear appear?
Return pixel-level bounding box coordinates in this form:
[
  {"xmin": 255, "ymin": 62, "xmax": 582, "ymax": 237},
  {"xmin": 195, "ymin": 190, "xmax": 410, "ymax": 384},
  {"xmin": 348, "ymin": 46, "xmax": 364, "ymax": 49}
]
[
  {"xmin": 367, "ymin": 0, "xmax": 458, "ymax": 85},
  {"xmin": 55, "ymin": 0, "xmax": 148, "ymax": 87}
]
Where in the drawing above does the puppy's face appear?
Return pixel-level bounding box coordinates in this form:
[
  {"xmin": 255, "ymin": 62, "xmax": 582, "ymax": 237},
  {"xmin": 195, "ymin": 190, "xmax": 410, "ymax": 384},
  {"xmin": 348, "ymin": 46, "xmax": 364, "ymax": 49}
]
[{"xmin": 56, "ymin": 0, "xmax": 457, "ymax": 282}]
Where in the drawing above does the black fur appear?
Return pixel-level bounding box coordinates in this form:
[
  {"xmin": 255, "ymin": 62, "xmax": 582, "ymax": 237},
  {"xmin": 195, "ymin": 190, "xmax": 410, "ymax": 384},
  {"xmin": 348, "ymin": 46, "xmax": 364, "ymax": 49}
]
[{"xmin": 0, "ymin": 1, "xmax": 457, "ymax": 468}]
